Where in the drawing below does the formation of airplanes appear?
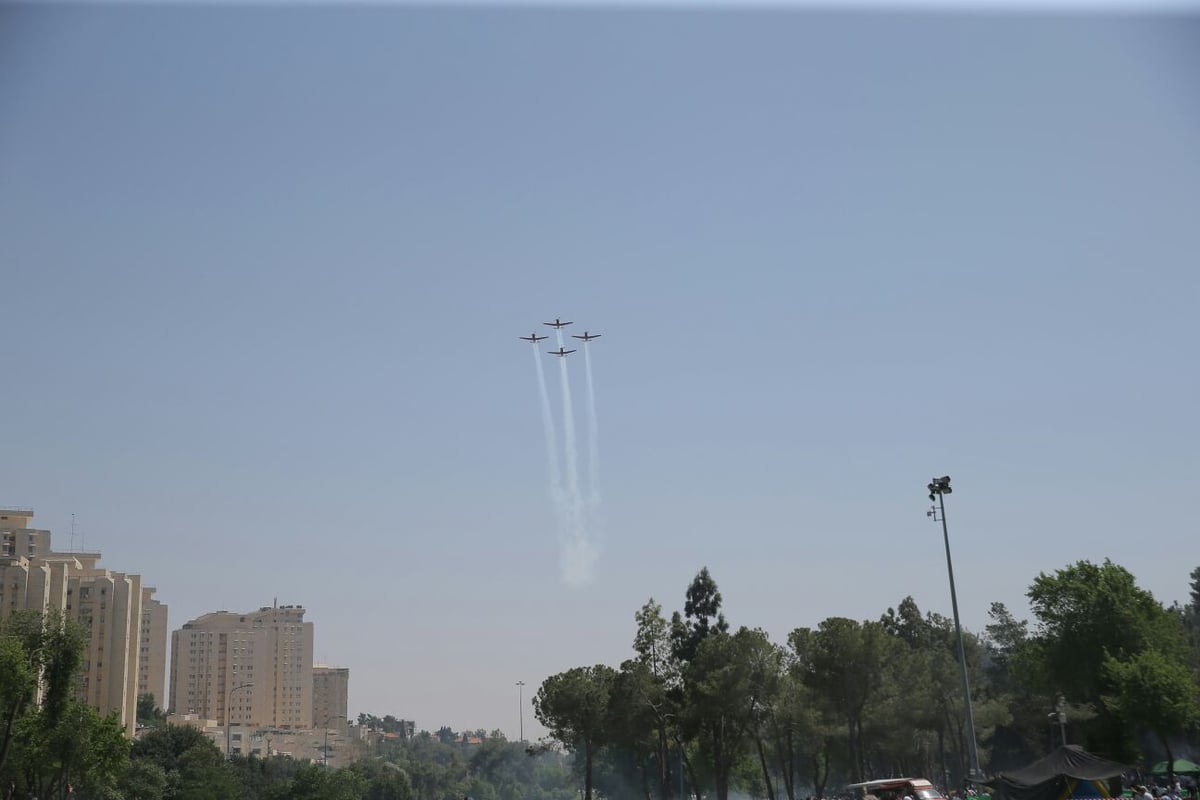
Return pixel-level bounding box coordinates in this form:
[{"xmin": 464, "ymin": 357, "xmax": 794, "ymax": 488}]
[{"xmin": 518, "ymin": 319, "xmax": 600, "ymax": 357}]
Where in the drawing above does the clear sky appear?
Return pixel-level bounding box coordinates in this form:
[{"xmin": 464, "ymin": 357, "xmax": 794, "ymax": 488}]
[{"xmin": 1, "ymin": 1, "xmax": 1198, "ymax": 741}]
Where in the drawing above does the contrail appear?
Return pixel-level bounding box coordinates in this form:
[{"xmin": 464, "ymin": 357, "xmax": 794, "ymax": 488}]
[
  {"xmin": 555, "ymin": 328, "xmax": 594, "ymax": 586},
  {"xmin": 532, "ymin": 344, "xmax": 566, "ymax": 519},
  {"xmin": 555, "ymin": 330, "xmax": 583, "ymax": 521},
  {"xmin": 583, "ymin": 342, "xmax": 600, "ymax": 507}
]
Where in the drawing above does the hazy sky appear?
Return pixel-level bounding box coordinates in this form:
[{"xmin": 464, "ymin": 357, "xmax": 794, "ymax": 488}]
[{"xmin": 2, "ymin": 1, "xmax": 1198, "ymax": 740}]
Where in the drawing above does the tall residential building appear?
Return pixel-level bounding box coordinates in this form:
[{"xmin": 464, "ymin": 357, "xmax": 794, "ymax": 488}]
[
  {"xmin": 312, "ymin": 665, "xmax": 350, "ymax": 729},
  {"xmin": 139, "ymin": 587, "xmax": 169, "ymax": 707},
  {"xmin": 0, "ymin": 509, "xmax": 160, "ymax": 736},
  {"xmin": 170, "ymin": 604, "xmax": 314, "ymax": 730},
  {"xmin": 0, "ymin": 508, "xmax": 52, "ymax": 561}
]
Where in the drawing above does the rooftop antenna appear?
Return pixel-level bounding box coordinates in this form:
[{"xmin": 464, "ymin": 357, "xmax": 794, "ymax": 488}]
[{"xmin": 70, "ymin": 513, "xmax": 76, "ymax": 552}]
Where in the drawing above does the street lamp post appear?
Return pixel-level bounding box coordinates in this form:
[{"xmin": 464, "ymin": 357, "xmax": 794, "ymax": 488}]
[
  {"xmin": 1055, "ymin": 695, "xmax": 1067, "ymax": 746},
  {"xmin": 323, "ymin": 714, "xmax": 339, "ymax": 769},
  {"xmin": 226, "ymin": 683, "xmax": 254, "ymax": 760},
  {"xmin": 928, "ymin": 475, "xmax": 982, "ymax": 782},
  {"xmin": 516, "ymin": 681, "xmax": 526, "ymax": 743}
]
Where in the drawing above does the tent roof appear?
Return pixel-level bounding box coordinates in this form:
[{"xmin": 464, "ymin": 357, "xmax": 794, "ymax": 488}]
[
  {"xmin": 1001, "ymin": 746, "xmax": 1128, "ymax": 787},
  {"xmin": 1151, "ymin": 760, "xmax": 1200, "ymax": 775}
]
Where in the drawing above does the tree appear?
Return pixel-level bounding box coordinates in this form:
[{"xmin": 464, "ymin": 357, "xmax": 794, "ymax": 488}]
[
  {"xmin": 131, "ymin": 724, "xmax": 237, "ymax": 800},
  {"xmin": 533, "ymin": 665, "xmax": 617, "ymax": 800},
  {"xmin": 672, "ymin": 568, "xmax": 729, "ymax": 664},
  {"xmin": 138, "ymin": 692, "xmax": 168, "ymax": 729},
  {"xmin": 790, "ymin": 617, "xmax": 890, "ymax": 782},
  {"xmin": 0, "ymin": 633, "xmax": 37, "ymax": 776},
  {"xmin": 632, "ymin": 598, "xmax": 680, "ymax": 800},
  {"xmin": 1102, "ymin": 649, "xmax": 1200, "ymax": 787},
  {"xmin": 1018, "ymin": 559, "xmax": 1188, "ymax": 758},
  {"xmin": 679, "ymin": 628, "xmax": 773, "ymax": 800}
]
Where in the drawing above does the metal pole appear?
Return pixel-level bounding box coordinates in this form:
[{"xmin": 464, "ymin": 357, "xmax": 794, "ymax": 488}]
[
  {"xmin": 517, "ymin": 681, "xmax": 526, "ymax": 743},
  {"xmin": 1057, "ymin": 696, "xmax": 1067, "ymax": 746},
  {"xmin": 679, "ymin": 743, "xmax": 685, "ymax": 800},
  {"xmin": 938, "ymin": 489, "xmax": 982, "ymax": 780},
  {"xmin": 226, "ymin": 683, "xmax": 253, "ymax": 759},
  {"xmin": 323, "ymin": 714, "xmax": 336, "ymax": 768}
]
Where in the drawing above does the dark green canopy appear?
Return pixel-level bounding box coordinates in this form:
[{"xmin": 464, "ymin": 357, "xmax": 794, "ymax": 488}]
[
  {"xmin": 992, "ymin": 745, "xmax": 1127, "ymax": 800},
  {"xmin": 1151, "ymin": 760, "xmax": 1200, "ymax": 776}
]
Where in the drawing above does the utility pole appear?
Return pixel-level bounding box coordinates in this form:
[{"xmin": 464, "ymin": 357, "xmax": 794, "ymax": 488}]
[
  {"xmin": 516, "ymin": 681, "xmax": 526, "ymax": 742},
  {"xmin": 928, "ymin": 476, "xmax": 982, "ymax": 781}
]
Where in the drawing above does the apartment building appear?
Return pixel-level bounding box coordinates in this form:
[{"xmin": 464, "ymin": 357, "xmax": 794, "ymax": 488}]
[
  {"xmin": 170, "ymin": 603, "xmax": 314, "ymax": 730},
  {"xmin": 0, "ymin": 509, "xmax": 162, "ymax": 736},
  {"xmin": 139, "ymin": 587, "xmax": 169, "ymax": 707},
  {"xmin": 312, "ymin": 665, "xmax": 350, "ymax": 729},
  {"xmin": 0, "ymin": 508, "xmax": 51, "ymax": 561}
]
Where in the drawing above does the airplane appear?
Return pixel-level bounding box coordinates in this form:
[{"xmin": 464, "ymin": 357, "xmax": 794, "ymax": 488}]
[
  {"xmin": 547, "ymin": 347, "xmax": 576, "ymax": 357},
  {"xmin": 519, "ymin": 333, "xmax": 549, "ymax": 343},
  {"xmin": 571, "ymin": 331, "xmax": 601, "ymax": 342},
  {"xmin": 543, "ymin": 318, "xmax": 573, "ymax": 329}
]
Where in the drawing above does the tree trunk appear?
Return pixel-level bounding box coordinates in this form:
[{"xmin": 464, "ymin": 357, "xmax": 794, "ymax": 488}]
[
  {"xmin": 659, "ymin": 726, "xmax": 671, "ymax": 800},
  {"xmin": 775, "ymin": 730, "xmax": 796, "ymax": 800},
  {"xmin": 812, "ymin": 743, "xmax": 831, "ymax": 800},
  {"xmin": 1160, "ymin": 734, "xmax": 1175, "ymax": 792},
  {"xmin": 848, "ymin": 716, "xmax": 859, "ymax": 782},
  {"xmin": 938, "ymin": 728, "xmax": 948, "ymax": 792},
  {"xmin": 756, "ymin": 734, "xmax": 776, "ymax": 800},
  {"xmin": 585, "ymin": 740, "xmax": 594, "ymax": 800},
  {"xmin": 674, "ymin": 734, "xmax": 700, "ymax": 800},
  {"xmin": 714, "ymin": 720, "xmax": 729, "ymax": 800},
  {"xmin": 0, "ymin": 704, "xmax": 22, "ymax": 778}
]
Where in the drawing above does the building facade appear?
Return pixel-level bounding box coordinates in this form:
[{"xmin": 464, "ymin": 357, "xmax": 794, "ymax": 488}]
[
  {"xmin": 312, "ymin": 665, "xmax": 350, "ymax": 729},
  {"xmin": 170, "ymin": 604, "xmax": 314, "ymax": 730},
  {"xmin": 0, "ymin": 509, "xmax": 163, "ymax": 735},
  {"xmin": 139, "ymin": 587, "xmax": 169, "ymax": 707}
]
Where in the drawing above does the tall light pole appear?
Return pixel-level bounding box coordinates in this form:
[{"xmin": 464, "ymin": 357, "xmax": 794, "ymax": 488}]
[
  {"xmin": 516, "ymin": 681, "xmax": 526, "ymax": 743},
  {"xmin": 323, "ymin": 714, "xmax": 338, "ymax": 769},
  {"xmin": 1055, "ymin": 694, "xmax": 1067, "ymax": 746},
  {"xmin": 928, "ymin": 475, "xmax": 981, "ymax": 781},
  {"xmin": 226, "ymin": 683, "xmax": 254, "ymax": 760}
]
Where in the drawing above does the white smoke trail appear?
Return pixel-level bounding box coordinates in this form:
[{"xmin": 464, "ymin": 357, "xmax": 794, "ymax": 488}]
[
  {"xmin": 555, "ymin": 329, "xmax": 595, "ymax": 586},
  {"xmin": 555, "ymin": 330, "xmax": 583, "ymax": 522},
  {"xmin": 532, "ymin": 345, "xmax": 567, "ymax": 522},
  {"xmin": 583, "ymin": 343, "xmax": 600, "ymax": 507}
]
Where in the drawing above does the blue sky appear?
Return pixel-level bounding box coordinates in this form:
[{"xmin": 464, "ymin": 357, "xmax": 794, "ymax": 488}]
[{"xmin": 1, "ymin": 3, "xmax": 1198, "ymax": 739}]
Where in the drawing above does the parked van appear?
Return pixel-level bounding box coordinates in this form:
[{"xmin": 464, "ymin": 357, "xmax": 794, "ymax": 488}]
[{"xmin": 849, "ymin": 778, "xmax": 948, "ymax": 800}]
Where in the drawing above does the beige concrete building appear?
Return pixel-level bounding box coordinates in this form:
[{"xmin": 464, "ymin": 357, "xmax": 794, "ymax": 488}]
[
  {"xmin": 0, "ymin": 508, "xmax": 51, "ymax": 561},
  {"xmin": 139, "ymin": 587, "xmax": 169, "ymax": 707},
  {"xmin": 170, "ymin": 604, "xmax": 314, "ymax": 730},
  {"xmin": 0, "ymin": 509, "xmax": 163, "ymax": 736},
  {"xmin": 312, "ymin": 665, "xmax": 350, "ymax": 729}
]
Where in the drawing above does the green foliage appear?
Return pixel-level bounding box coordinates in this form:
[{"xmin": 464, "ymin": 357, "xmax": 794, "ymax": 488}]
[
  {"xmin": 534, "ymin": 664, "xmax": 617, "ymax": 800},
  {"xmin": 0, "ymin": 632, "xmax": 38, "ymax": 774},
  {"xmin": 671, "ymin": 567, "xmax": 730, "ymax": 664},
  {"xmin": 1102, "ymin": 648, "xmax": 1200, "ymax": 765},
  {"xmin": 1017, "ymin": 559, "xmax": 1190, "ymax": 759},
  {"xmin": 138, "ymin": 693, "xmax": 168, "ymax": 729},
  {"xmin": 1020, "ymin": 559, "xmax": 1185, "ymax": 701}
]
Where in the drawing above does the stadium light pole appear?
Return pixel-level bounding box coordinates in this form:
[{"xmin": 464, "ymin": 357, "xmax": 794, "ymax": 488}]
[
  {"xmin": 226, "ymin": 683, "xmax": 254, "ymax": 760},
  {"xmin": 516, "ymin": 681, "xmax": 526, "ymax": 743},
  {"xmin": 928, "ymin": 475, "xmax": 982, "ymax": 782},
  {"xmin": 323, "ymin": 714, "xmax": 339, "ymax": 768}
]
